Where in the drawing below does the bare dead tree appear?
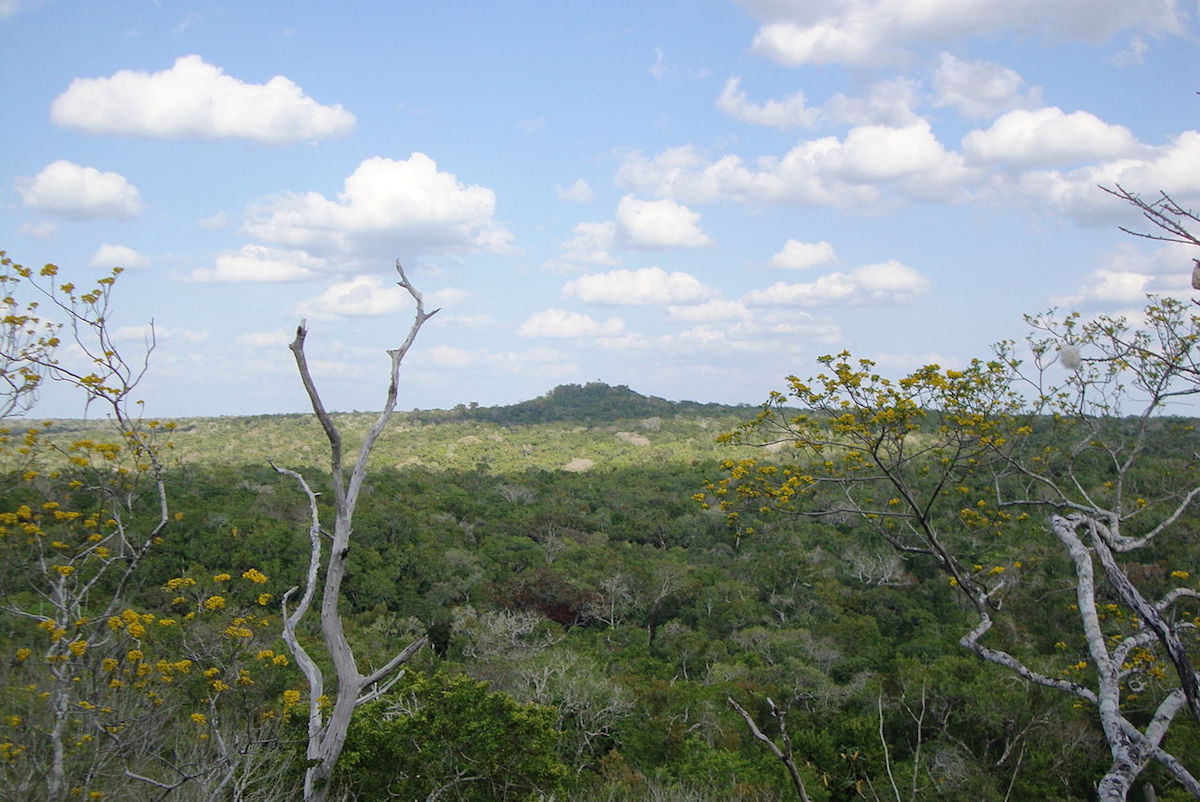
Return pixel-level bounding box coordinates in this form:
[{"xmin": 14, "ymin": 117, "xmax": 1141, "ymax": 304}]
[
  {"xmin": 727, "ymin": 695, "xmax": 813, "ymax": 801},
  {"xmin": 1100, "ymin": 184, "xmax": 1200, "ymax": 294},
  {"xmin": 273, "ymin": 260, "xmax": 437, "ymax": 802}
]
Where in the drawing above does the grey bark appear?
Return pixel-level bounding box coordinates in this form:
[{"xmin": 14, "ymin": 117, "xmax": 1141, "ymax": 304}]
[{"xmin": 275, "ymin": 260, "xmax": 436, "ymax": 802}]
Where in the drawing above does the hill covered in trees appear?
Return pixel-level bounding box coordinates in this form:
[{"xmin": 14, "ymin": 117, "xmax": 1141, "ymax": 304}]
[{"xmin": 429, "ymin": 381, "xmax": 758, "ymax": 425}]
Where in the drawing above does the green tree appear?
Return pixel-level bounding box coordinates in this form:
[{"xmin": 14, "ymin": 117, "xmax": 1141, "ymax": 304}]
[{"xmin": 336, "ymin": 670, "xmax": 567, "ymax": 800}]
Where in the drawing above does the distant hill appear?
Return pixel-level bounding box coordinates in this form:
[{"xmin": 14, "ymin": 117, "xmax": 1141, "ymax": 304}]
[{"xmin": 419, "ymin": 382, "xmax": 755, "ymax": 425}]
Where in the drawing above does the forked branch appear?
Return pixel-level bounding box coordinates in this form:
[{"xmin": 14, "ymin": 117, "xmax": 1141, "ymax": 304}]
[{"xmin": 274, "ymin": 260, "xmax": 436, "ymax": 802}]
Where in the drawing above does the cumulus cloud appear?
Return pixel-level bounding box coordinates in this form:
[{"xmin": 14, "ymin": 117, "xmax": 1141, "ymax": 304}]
[
  {"xmin": 556, "ymin": 178, "xmax": 595, "ymax": 202},
  {"xmin": 744, "ymin": 0, "xmax": 1185, "ymax": 66},
  {"xmin": 717, "ymin": 77, "xmax": 818, "ymax": 128},
  {"xmin": 963, "ymin": 107, "xmax": 1140, "ymax": 167},
  {"xmin": 434, "ymin": 314, "xmax": 494, "ymax": 331},
  {"xmin": 427, "ymin": 287, "xmax": 470, "ymax": 308},
  {"xmin": 616, "ymin": 195, "xmax": 714, "ymax": 249},
  {"xmin": 518, "ymin": 309, "xmax": 625, "ymax": 338},
  {"xmin": 188, "ymin": 245, "xmax": 331, "ymax": 282},
  {"xmin": 422, "ymin": 345, "xmax": 477, "ymax": 368},
  {"xmin": 236, "ymin": 328, "xmax": 293, "ymax": 349},
  {"xmin": 1056, "ymin": 241, "xmax": 1196, "ymax": 306},
  {"xmin": 617, "ymin": 121, "xmax": 971, "ymax": 207},
  {"xmin": 563, "ymin": 266, "xmax": 717, "ymax": 306},
  {"xmin": 242, "ymin": 153, "xmax": 513, "ymax": 256},
  {"xmin": 17, "ymin": 160, "xmax": 143, "ymax": 221},
  {"xmin": 932, "ymin": 53, "xmax": 1042, "ymax": 119},
  {"xmin": 90, "ymin": 243, "xmax": 149, "ymax": 269},
  {"xmin": 19, "ymin": 222, "xmax": 56, "ymax": 240},
  {"xmin": 197, "ymin": 211, "xmax": 231, "ymax": 230},
  {"xmin": 112, "ymin": 323, "xmax": 208, "ymax": 343},
  {"xmin": 989, "ymin": 131, "xmax": 1200, "ymax": 221},
  {"xmin": 1066, "ymin": 269, "xmax": 1153, "ymax": 303},
  {"xmin": 665, "ymin": 299, "xmax": 750, "ymax": 322},
  {"xmin": 50, "ymin": 55, "xmax": 355, "ymax": 144},
  {"xmin": 717, "ymin": 76, "xmax": 917, "ymax": 129},
  {"xmin": 744, "ymin": 260, "xmax": 929, "ymax": 307},
  {"xmin": 598, "ymin": 307, "xmax": 842, "ymax": 355},
  {"xmin": 294, "ymin": 274, "xmax": 414, "ymax": 320},
  {"xmin": 770, "ymin": 239, "xmax": 837, "ymax": 270},
  {"xmin": 558, "ymin": 221, "xmax": 619, "ymax": 266},
  {"xmin": 821, "ymin": 78, "xmax": 921, "ymax": 127}
]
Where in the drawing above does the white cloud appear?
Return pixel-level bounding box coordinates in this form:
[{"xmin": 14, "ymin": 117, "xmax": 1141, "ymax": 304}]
[
  {"xmin": 17, "ymin": 160, "xmax": 143, "ymax": 221},
  {"xmin": 932, "ymin": 53, "xmax": 1041, "ymax": 120},
  {"xmin": 174, "ymin": 12, "xmax": 202, "ymax": 34},
  {"xmin": 717, "ymin": 77, "xmax": 818, "ymax": 128},
  {"xmin": 422, "ymin": 345, "xmax": 477, "ymax": 368},
  {"xmin": 294, "ymin": 274, "xmax": 414, "ymax": 320},
  {"xmin": 716, "ymin": 76, "xmax": 917, "ymax": 130},
  {"xmin": 616, "ymin": 195, "xmax": 714, "ymax": 249},
  {"xmin": 427, "ymin": 287, "xmax": 470, "ymax": 308},
  {"xmin": 0, "ymin": 0, "xmax": 21, "ymax": 19},
  {"xmin": 50, "ymin": 55, "xmax": 355, "ymax": 144},
  {"xmin": 563, "ymin": 266, "xmax": 717, "ymax": 306},
  {"xmin": 1067, "ymin": 269, "xmax": 1153, "ymax": 303},
  {"xmin": 836, "ymin": 121, "xmax": 959, "ymax": 181},
  {"xmin": 518, "ymin": 309, "xmax": 625, "ymax": 338},
  {"xmin": 752, "ymin": 19, "xmax": 882, "ymax": 65},
  {"xmin": 242, "ymin": 154, "xmax": 513, "ymax": 256},
  {"xmin": 518, "ymin": 117, "xmax": 546, "ymax": 134},
  {"xmin": 599, "ymin": 307, "xmax": 842, "ymax": 355},
  {"xmin": 556, "ymin": 178, "xmax": 595, "ymax": 202},
  {"xmin": 90, "ymin": 243, "xmax": 149, "ymax": 269},
  {"xmin": 19, "ymin": 222, "xmax": 56, "ymax": 240},
  {"xmin": 665, "ymin": 299, "xmax": 750, "ymax": 322},
  {"xmin": 188, "ymin": 245, "xmax": 330, "ymax": 282},
  {"xmin": 744, "ymin": 0, "xmax": 1185, "ymax": 66},
  {"xmin": 1114, "ymin": 35, "xmax": 1149, "ymax": 66},
  {"xmin": 435, "ymin": 313, "xmax": 494, "ymax": 330},
  {"xmin": 489, "ymin": 347, "xmax": 580, "ymax": 378},
  {"xmin": 770, "ymin": 239, "xmax": 837, "ymax": 270},
  {"xmin": 822, "ymin": 78, "xmax": 921, "ymax": 127},
  {"xmin": 694, "ymin": 310, "xmax": 842, "ymax": 344},
  {"xmin": 112, "ymin": 324, "xmax": 208, "ymax": 343},
  {"xmin": 1056, "ymin": 241, "xmax": 1196, "ymax": 306},
  {"xmin": 867, "ymin": 350, "xmax": 960, "ymax": 373},
  {"xmin": 744, "ymin": 260, "xmax": 929, "ymax": 307},
  {"xmin": 617, "ymin": 121, "xmax": 971, "ymax": 207},
  {"xmin": 558, "ymin": 221, "xmax": 619, "ymax": 265},
  {"xmin": 649, "ymin": 47, "xmax": 667, "ymax": 81},
  {"xmin": 990, "ymin": 131, "xmax": 1200, "ymax": 221},
  {"xmin": 197, "ymin": 211, "xmax": 230, "ymax": 229},
  {"xmin": 236, "ymin": 328, "xmax": 293, "ymax": 349},
  {"xmin": 963, "ymin": 107, "xmax": 1140, "ymax": 167}
]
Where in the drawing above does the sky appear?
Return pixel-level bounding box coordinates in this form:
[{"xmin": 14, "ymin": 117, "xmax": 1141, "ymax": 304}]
[{"xmin": 1, "ymin": 0, "xmax": 1198, "ymax": 418}]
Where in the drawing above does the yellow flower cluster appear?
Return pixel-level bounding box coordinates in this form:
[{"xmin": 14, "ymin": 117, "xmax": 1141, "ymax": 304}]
[{"xmin": 241, "ymin": 568, "xmax": 268, "ymax": 584}]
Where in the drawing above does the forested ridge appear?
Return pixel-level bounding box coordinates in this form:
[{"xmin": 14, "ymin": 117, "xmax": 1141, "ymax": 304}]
[{"xmin": 4, "ymin": 380, "xmax": 1197, "ymax": 800}]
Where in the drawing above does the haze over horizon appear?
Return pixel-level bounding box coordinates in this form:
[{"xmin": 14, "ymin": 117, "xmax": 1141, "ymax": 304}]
[{"xmin": 2, "ymin": 1, "xmax": 1197, "ymax": 418}]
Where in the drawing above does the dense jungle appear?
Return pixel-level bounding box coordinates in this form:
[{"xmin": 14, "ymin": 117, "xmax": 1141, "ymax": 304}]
[{"xmin": 3, "ymin": 377, "xmax": 1198, "ymax": 801}]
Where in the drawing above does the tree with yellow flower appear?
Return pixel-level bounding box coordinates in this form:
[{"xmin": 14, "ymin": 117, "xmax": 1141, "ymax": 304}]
[
  {"xmin": 0, "ymin": 253, "xmax": 295, "ymax": 800},
  {"xmin": 705, "ymin": 195, "xmax": 1200, "ymax": 801},
  {"xmin": 0, "ymin": 253, "xmax": 179, "ymax": 798}
]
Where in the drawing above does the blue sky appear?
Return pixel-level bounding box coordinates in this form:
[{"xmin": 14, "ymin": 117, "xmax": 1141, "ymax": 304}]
[{"xmin": 2, "ymin": 0, "xmax": 1197, "ymax": 417}]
